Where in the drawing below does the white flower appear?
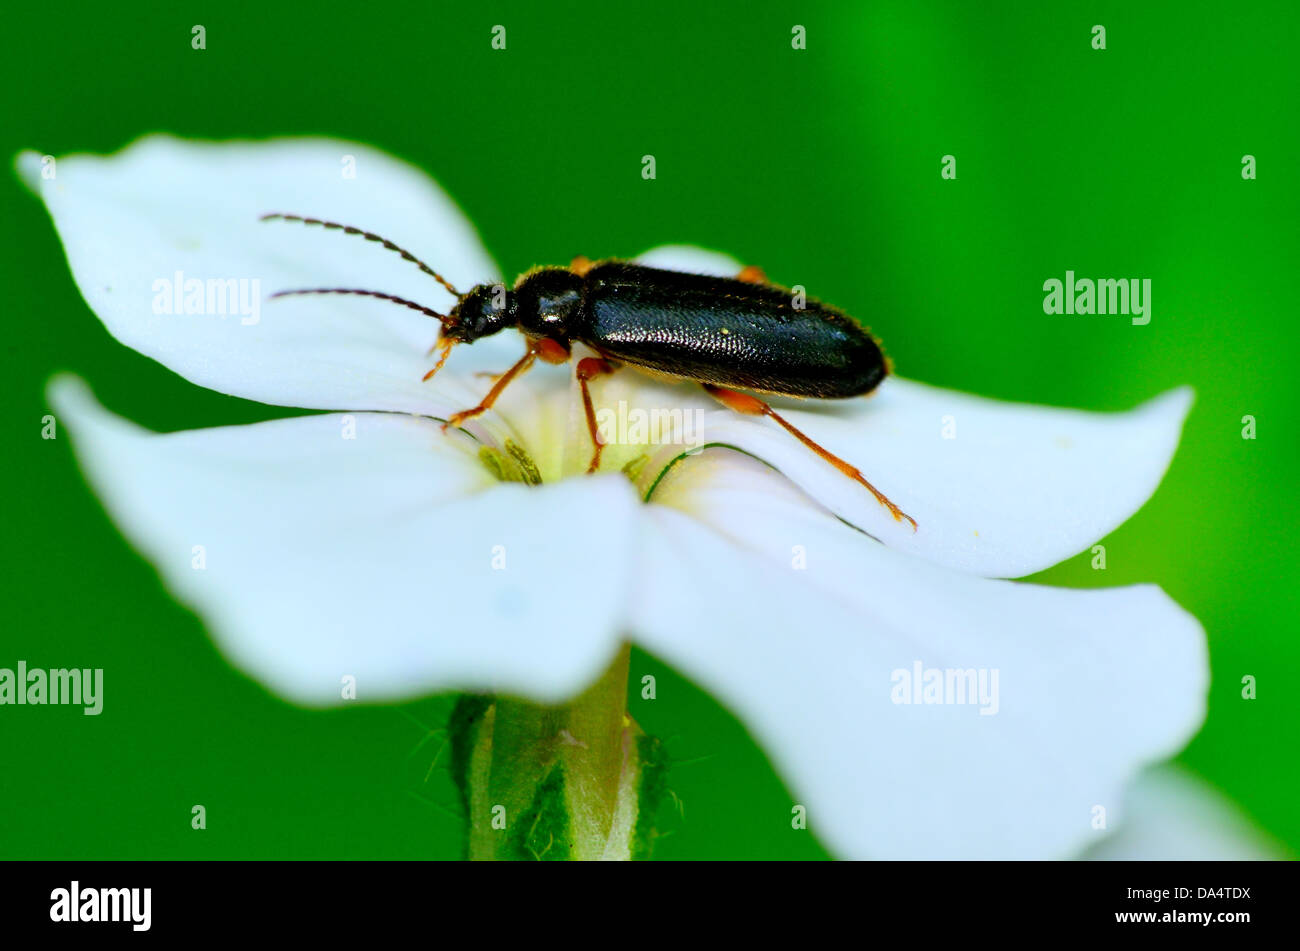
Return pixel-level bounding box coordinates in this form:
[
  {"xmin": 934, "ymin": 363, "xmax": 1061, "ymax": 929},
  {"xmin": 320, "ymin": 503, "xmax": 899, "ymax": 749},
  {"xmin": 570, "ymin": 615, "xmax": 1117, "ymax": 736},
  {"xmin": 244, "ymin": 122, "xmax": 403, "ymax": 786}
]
[{"xmin": 18, "ymin": 136, "xmax": 1207, "ymax": 859}]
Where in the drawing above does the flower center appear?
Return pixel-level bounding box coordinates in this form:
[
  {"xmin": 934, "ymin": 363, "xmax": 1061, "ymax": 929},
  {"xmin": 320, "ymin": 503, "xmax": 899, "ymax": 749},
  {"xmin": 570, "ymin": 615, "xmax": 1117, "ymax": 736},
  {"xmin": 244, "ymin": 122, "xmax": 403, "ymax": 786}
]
[
  {"xmin": 476, "ymin": 434, "xmax": 657, "ymax": 496},
  {"xmin": 478, "ymin": 439, "xmax": 543, "ymax": 485}
]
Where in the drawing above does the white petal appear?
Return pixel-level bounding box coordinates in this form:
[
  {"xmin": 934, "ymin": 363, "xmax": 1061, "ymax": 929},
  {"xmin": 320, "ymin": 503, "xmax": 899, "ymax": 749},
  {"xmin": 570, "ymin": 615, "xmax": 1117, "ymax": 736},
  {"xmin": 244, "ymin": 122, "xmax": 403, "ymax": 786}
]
[
  {"xmin": 633, "ymin": 244, "xmax": 744, "ymax": 277},
  {"xmin": 1085, "ymin": 764, "xmax": 1284, "ymax": 860},
  {"xmin": 676, "ymin": 378, "xmax": 1191, "ymax": 579},
  {"xmin": 50, "ymin": 375, "xmax": 641, "ymax": 705},
  {"xmin": 634, "ymin": 452, "xmax": 1207, "ymax": 859},
  {"xmin": 20, "ymin": 136, "xmax": 521, "ymax": 416}
]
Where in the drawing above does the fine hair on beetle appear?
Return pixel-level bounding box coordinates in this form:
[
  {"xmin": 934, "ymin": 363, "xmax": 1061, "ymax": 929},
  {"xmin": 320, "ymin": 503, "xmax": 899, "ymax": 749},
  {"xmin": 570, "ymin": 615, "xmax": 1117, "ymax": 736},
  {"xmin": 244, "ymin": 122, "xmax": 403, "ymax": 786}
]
[{"xmin": 261, "ymin": 213, "xmax": 915, "ymax": 530}]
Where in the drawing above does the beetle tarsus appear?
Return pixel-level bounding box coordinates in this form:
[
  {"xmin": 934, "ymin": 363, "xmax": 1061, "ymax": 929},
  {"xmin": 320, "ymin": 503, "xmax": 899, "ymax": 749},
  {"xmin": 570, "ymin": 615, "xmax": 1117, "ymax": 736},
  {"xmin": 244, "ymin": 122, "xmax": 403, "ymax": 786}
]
[{"xmin": 423, "ymin": 337, "xmax": 456, "ymax": 382}]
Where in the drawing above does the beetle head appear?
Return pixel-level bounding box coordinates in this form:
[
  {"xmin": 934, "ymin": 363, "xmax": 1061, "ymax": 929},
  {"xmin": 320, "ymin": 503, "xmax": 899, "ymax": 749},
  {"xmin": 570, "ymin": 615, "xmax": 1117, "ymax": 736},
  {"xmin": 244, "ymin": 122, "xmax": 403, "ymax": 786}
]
[{"xmin": 445, "ymin": 283, "xmax": 515, "ymax": 342}]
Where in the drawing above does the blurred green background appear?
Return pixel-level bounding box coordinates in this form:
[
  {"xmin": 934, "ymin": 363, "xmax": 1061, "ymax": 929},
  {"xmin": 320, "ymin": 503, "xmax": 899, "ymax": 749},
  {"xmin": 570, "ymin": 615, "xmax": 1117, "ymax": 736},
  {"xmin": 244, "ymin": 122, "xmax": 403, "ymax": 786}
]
[{"xmin": 1, "ymin": 0, "xmax": 1295, "ymax": 859}]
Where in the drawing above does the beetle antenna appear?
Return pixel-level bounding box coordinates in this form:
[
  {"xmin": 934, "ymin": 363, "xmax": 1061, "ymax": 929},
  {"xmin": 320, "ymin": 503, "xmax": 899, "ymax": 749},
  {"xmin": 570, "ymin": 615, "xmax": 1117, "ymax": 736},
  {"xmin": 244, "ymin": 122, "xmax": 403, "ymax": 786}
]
[
  {"xmin": 260, "ymin": 213, "xmax": 464, "ymax": 299},
  {"xmin": 269, "ymin": 287, "xmax": 450, "ymax": 324}
]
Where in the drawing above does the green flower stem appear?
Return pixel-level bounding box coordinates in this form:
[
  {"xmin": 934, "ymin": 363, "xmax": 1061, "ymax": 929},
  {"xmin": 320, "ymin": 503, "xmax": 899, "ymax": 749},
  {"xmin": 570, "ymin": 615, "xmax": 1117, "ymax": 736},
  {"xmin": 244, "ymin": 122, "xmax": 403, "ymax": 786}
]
[{"xmin": 454, "ymin": 643, "xmax": 665, "ymax": 860}]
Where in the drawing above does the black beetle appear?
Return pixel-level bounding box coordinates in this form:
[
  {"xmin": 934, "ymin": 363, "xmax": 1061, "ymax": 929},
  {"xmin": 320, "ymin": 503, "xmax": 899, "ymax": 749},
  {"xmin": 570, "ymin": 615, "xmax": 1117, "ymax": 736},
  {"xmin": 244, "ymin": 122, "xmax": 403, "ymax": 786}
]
[{"xmin": 263, "ymin": 214, "xmax": 914, "ymax": 529}]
